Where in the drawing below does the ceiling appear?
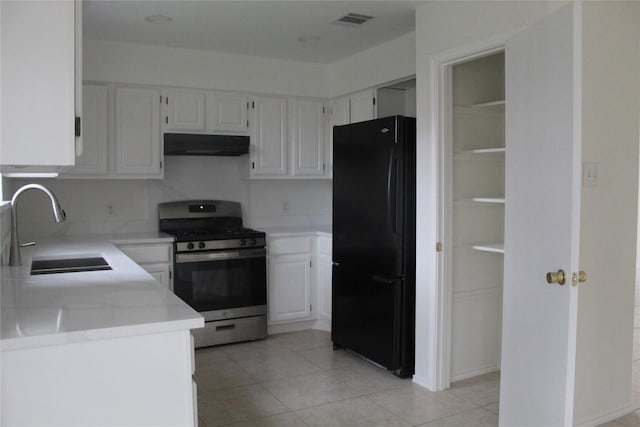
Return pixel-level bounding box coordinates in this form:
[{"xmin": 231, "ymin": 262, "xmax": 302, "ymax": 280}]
[{"xmin": 83, "ymin": 1, "xmax": 426, "ymax": 64}]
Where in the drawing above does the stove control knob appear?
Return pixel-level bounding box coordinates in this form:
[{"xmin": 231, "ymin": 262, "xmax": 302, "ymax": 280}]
[
  {"xmin": 250, "ymin": 238, "xmax": 257, "ymax": 246},
  {"xmin": 198, "ymin": 241, "xmax": 206, "ymax": 249},
  {"xmin": 240, "ymin": 239, "xmax": 247, "ymax": 246},
  {"xmin": 187, "ymin": 242, "xmax": 195, "ymax": 250}
]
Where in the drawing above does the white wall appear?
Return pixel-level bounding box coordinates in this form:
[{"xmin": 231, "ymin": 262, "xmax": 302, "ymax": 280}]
[
  {"xmin": 84, "ymin": 39, "xmax": 330, "ymax": 98},
  {"xmin": 413, "ymin": 0, "xmax": 550, "ymax": 391},
  {"xmin": 328, "ymin": 32, "xmax": 416, "ymax": 98}
]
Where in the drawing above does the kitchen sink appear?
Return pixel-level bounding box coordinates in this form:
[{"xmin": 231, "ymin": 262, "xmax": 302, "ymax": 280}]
[{"xmin": 30, "ymin": 256, "xmax": 112, "ymax": 275}]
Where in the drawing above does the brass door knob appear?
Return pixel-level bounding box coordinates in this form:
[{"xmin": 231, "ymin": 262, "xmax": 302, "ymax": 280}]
[{"xmin": 546, "ymin": 269, "xmax": 566, "ymax": 285}]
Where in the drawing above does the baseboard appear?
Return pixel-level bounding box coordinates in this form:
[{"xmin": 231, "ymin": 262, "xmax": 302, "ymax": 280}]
[
  {"xmin": 451, "ymin": 365, "xmax": 499, "ymax": 382},
  {"xmin": 412, "ymin": 374, "xmax": 437, "ymax": 391},
  {"xmin": 268, "ymin": 318, "xmax": 331, "ymax": 335},
  {"xmin": 575, "ymin": 404, "xmax": 632, "ymax": 427},
  {"xmin": 268, "ymin": 320, "xmax": 316, "ymax": 335}
]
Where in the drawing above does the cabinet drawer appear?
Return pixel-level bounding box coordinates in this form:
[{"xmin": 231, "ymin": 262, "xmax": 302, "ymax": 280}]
[
  {"xmin": 268, "ymin": 237, "xmax": 313, "ymax": 255},
  {"xmin": 117, "ymin": 243, "xmax": 172, "ymax": 264}
]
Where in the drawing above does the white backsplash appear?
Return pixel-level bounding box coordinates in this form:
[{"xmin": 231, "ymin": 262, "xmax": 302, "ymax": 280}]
[{"xmin": 6, "ymin": 157, "xmax": 332, "ymax": 238}]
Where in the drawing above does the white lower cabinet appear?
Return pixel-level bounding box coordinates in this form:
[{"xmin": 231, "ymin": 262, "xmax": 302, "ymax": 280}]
[
  {"xmin": 317, "ymin": 236, "xmax": 332, "ymax": 321},
  {"xmin": 114, "ymin": 241, "xmax": 173, "ymax": 290},
  {"xmin": 269, "ymin": 252, "xmax": 313, "ymax": 323},
  {"xmin": 267, "ymin": 233, "xmax": 332, "ymax": 329}
]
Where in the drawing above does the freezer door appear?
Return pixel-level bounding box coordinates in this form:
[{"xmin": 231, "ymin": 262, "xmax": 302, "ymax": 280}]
[
  {"xmin": 332, "ymin": 116, "xmax": 405, "ymax": 276},
  {"xmin": 331, "ymin": 265, "xmax": 403, "ymax": 374}
]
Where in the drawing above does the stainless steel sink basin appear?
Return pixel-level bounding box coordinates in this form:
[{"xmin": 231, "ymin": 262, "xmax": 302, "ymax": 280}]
[{"xmin": 30, "ymin": 256, "xmax": 112, "ymax": 275}]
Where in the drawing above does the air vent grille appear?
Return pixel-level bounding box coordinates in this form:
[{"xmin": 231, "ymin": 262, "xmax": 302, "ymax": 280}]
[{"xmin": 333, "ymin": 13, "xmax": 374, "ymax": 27}]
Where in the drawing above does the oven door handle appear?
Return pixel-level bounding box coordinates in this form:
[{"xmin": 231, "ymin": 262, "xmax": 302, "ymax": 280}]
[{"xmin": 176, "ymin": 248, "xmax": 266, "ymax": 263}]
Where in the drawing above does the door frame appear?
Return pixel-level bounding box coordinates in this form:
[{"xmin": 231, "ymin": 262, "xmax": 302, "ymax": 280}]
[{"xmin": 430, "ymin": 31, "xmax": 516, "ymax": 391}]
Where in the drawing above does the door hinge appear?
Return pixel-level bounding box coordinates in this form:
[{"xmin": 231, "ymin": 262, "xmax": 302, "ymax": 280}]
[
  {"xmin": 160, "ymin": 160, "xmax": 163, "ymax": 169},
  {"xmin": 252, "ymin": 101, "xmax": 255, "ymax": 108},
  {"xmin": 436, "ymin": 241, "xmax": 442, "ymax": 252},
  {"xmin": 159, "ymin": 95, "xmax": 162, "ymax": 103},
  {"xmin": 373, "ymin": 97, "xmax": 376, "ymax": 106},
  {"xmin": 322, "ymin": 107, "xmax": 325, "ymax": 114},
  {"xmin": 165, "ymin": 116, "xmax": 168, "ymax": 124},
  {"xmin": 75, "ymin": 117, "xmax": 81, "ymax": 137},
  {"xmin": 252, "ymin": 162, "xmax": 255, "ymax": 169},
  {"xmin": 310, "ymin": 304, "xmax": 312, "ymax": 312},
  {"xmin": 169, "ymin": 270, "xmax": 172, "ymax": 279},
  {"xmin": 322, "ymin": 163, "xmax": 326, "ymax": 171},
  {"xmin": 166, "ymin": 97, "xmax": 168, "ymax": 105},
  {"xmin": 310, "ymin": 260, "xmax": 312, "ymax": 268}
]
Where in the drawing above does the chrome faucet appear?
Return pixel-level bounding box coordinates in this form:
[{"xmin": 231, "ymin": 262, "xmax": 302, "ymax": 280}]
[{"xmin": 9, "ymin": 184, "xmax": 66, "ymax": 266}]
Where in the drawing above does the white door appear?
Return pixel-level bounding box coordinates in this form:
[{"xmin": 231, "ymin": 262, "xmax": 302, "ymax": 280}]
[{"xmin": 500, "ymin": 5, "xmax": 580, "ymax": 426}]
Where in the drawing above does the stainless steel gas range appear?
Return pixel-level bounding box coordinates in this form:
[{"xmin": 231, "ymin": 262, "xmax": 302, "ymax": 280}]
[{"xmin": 158, "ymin": 200, "xmax": 267, "ymax": 348}]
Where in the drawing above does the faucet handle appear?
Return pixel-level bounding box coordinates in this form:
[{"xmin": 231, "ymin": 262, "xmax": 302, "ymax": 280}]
[{"xmin": 20, "ymin": 241, "xmax": 36, "ymax": 248}]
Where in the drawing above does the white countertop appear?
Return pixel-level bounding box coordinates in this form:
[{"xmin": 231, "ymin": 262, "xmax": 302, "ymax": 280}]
[
  {"xmin": 261, "ymin": 225, "xmax": 332, "ymax": 236},
  {"xmin": 1, "ymin": 237, "xmax": 203, "ymax": 351}
]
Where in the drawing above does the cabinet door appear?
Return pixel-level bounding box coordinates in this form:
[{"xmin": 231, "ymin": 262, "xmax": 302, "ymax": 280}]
[
  {"xmin": 165, "ymin": 89, "xmax": 206, "ymax": 132},
  {"xmin": 0, "ymin": 0, "xmax": 78, "ymax": 167},
  {"xmin": 250, "ymin": 96, "xmax": 288, "ymax": 177},
  {"xmin": 349, "ymin": 90, "xmax": 376, "ymax": 124},
  {"xmin": 114, "ymin": 87, "xmax": 162, "ymax": 177},
  {"xmin": 331, "ymin": 97, "xmax": 351, "ymax": 128},
  {"xmin": 64, "ymin": 84, "xmax": 108, "ymax": 176},
  {"xmin": 207, "ymin": 92, "xmax": 249, "ymax": 133},
  {"xmin": 144, "ymin": 264, "xmax": 172, "ymax": 291},
  {"xmin": 317, "ymin": 252, "xmax": 332, "ymax": 321},
  {"xmin": 268, "ymin": 253, "xmax": 312, "ymax": 323},
  {"xmin": 290, "ymin": 99, "xmax": 325, "ymax": 177}
]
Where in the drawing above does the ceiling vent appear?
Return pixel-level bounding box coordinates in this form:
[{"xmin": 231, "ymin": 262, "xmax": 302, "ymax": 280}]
[{"xmin": 333, "ymin": 13, "xmax": 374, "ymax": 27}]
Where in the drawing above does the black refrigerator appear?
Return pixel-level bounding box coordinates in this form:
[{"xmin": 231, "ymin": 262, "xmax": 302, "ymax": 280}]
[{"xmin": 332, "ymin": 115, "xmax": 416, "ymax": 378}]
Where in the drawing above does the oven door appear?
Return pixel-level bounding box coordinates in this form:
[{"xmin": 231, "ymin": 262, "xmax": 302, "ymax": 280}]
[{"xmin": 174, "ymin": 247, "xmax": 267, "ymax": 313}]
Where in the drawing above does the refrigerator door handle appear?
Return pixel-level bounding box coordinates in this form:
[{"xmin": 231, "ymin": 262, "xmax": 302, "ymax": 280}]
[
  {"xmin": 372, "ymin": 275, "xmax": 395, "ymax": 285},
  {"xmin": 389, "ymin": 157, "xmax": 399, "ymax": 234}
]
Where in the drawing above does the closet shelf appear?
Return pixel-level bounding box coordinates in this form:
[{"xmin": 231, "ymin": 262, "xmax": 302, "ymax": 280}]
[
  {"xmin": 472, "ymin": 99, "xmax": 506, "ymax": 108},
  {"xmin": 471, "ymin": 197, "xmax": 505, "ymax": 204},
  {"xmin": 472, "ymin": 244, "xmax": 504, "ymax": 254},
  {"xmin": 469, "ymin": 147, "xmax": 505, "ymax": 154}
]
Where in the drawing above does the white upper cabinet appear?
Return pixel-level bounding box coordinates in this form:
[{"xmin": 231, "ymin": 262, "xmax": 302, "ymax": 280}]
[
  {"xmin": 349, "ymin": 89, "xmax": 377, "ymax": 123},
  {"xmin": 164, "ymin": 89, "xmax": 206, "ymax": 132},
  {"xmin": 114, "ymin": 87, "xmax": 162, "ymax": 177},
  {"xmin": 207, "ymin": 92, "xmax": 249, "ymax": 133},
  {"xmin": 250, "ymin": 96, "xmax": 288, "ymax": 177},
  {"xmin": 0, "ymin": 0, "xmax": 81, "ymax": 170},
  {"xmin": 289, "ymin": 99, "xmax": 326, "ymax": 177},
  {"xmin": 64, "ymin": 84, "xmax": 108, "ymax": 176},
  {"xmin": 251, "ymin": 96, "xmax": 329, "ymax": 179},
  {"xmin": 163, "ymin": 89, "xmax": 249, "ymax": 134}
]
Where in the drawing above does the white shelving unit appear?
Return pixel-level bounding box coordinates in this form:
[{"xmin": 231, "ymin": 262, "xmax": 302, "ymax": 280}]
[{"xmin": 449, "ymin": 52, "xmax": 505, "ymax": 382}]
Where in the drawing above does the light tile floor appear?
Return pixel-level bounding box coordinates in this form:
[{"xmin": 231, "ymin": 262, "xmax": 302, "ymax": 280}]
[{"xmin": 195, "ymin": 330, "xmax": 640, "ymax": 427}]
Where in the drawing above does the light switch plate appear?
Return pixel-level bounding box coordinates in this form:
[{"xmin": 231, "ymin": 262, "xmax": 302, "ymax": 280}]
[{"xmin": 582, "ymin": 162, "xmax": 599, "ymax": 187}]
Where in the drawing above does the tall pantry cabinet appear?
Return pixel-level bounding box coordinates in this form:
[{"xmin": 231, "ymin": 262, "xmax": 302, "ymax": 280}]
[{"xmin": 449, "ymin": 52, "xmax": 505, "ymax": 381}]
